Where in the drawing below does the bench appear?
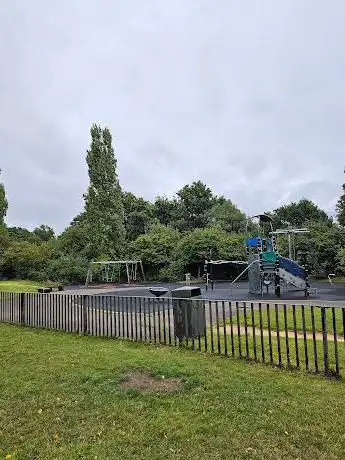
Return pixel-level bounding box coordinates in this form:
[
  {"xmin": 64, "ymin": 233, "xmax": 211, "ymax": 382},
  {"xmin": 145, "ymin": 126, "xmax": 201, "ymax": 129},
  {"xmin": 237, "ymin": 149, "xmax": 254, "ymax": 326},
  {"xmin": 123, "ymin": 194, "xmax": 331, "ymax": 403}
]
[{"xmin": 37, "ymin": 286, "xmax": 63, "ymax": 294}]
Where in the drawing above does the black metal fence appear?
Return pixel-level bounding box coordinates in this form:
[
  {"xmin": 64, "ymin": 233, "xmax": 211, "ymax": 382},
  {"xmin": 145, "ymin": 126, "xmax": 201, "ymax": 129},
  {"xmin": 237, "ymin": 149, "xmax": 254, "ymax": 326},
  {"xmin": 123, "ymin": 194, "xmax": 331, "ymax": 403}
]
[{"xmin": 1, "ymin": 292, "xmax": 344, "ymax": 378}]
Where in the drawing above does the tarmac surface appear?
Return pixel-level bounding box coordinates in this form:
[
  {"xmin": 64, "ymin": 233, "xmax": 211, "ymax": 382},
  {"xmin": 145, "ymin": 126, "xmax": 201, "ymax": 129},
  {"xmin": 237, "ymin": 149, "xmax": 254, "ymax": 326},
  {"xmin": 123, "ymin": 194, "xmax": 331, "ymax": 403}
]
[{"xmin": 64, "ymin": 281, "xmax": 345, "ymax": 306}]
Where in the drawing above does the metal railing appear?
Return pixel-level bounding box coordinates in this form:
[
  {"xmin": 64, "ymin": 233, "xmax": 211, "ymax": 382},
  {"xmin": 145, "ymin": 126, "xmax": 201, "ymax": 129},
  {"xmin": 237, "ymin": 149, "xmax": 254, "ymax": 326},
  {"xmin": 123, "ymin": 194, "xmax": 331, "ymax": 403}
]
[{"xmin": 0, "ymin": 292, "xmax": 344, "ymax": 378}]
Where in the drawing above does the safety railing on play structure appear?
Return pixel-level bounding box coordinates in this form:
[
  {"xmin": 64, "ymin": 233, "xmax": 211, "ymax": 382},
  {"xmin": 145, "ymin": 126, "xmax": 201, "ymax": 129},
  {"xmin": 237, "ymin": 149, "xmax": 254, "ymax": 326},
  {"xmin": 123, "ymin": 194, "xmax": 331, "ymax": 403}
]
[{"xmin": 0, "ymin": 292, "xmax": 344, "ymax": 379}]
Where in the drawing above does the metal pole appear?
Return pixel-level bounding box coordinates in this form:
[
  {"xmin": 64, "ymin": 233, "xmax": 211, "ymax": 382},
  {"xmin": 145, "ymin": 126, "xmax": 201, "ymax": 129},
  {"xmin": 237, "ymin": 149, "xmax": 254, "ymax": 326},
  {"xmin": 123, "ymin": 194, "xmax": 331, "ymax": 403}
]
[
  {"xmin": 126, "ymin": 263, "xmax": 130, "ymax": 285},
  {"xmin": 85, "ymin": 266, "xmax": 92, "ymax": 287},
  {"xmin": 230, "ymin": 260, "xmax": 259, "ymax": 286},
  {"xmin": 139, "ymin": 260, "xmax": 146, "ymax": 282}
]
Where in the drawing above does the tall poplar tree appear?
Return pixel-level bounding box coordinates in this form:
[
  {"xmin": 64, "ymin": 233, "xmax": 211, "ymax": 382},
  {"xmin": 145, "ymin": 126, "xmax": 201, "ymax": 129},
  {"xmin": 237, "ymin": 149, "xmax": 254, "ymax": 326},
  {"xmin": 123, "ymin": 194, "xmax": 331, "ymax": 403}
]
[
  {"xmin": 0, "ymin": 169, "xmax": 8, "ymax": 225},
  {"xmin": 336, "ymin": 170, "xmax": 345, "ymax": 226},
  {"xmin": 83, "ymin": 124, "xmax": 125, "ymax": 258}
]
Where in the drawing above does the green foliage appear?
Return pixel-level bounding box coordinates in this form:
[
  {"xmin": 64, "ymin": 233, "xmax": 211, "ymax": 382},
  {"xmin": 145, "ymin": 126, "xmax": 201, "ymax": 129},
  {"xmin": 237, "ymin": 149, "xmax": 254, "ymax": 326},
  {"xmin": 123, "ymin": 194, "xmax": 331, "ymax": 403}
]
[
  {"xmin": 1, "ymin": 241, "xmax": 55, "ymax": 279},
  {"xmin": 33, "ymin": 225, "xmax": 55, "ymax": 242},
  {"xmin": 176, "ymin": 181, "xmax": 215, "ymax": 230},
  {"xmin": 175, "ymin": 227, "xmax": 245, "ymax": 277},
  {"xmin": 336, "ymin": 181, "xmax": 345, "ymax": 226},
  {"xmin": 83, "ymin": 124, "xmax": 125, "ymax": 258},
  {"xmin": 7, "ymin": 225, "xmax": 55, "ymax": 244},
  {"xmin": 337, "ymin": 247, "xmax": 345, "ymax": 274},
  {"xmin": 0, "ymin": 225, "xmax": 10, "ymax": 251},
  {"xmin": 123, "ymin": 192, "xmax": 154, "ymax": 241},
  {"xmin": 0, "ymin": 169, "xmax": 8, "ymax": 225},
  {"xmin": 308, "ymin": 222, "xmax": 345, "ymax": 274},
  {"xmin": 207, "ymin": 199, "xmax": 247, "ymax": 233},
  {"xmin": 276, "ymin": 220, "xmax": 345, "ymax": 275},
  {"xmin": 270, "ymin": 198, "xmax": 331, "ymax": 228},
  {"xmin": 7, "ymin": 226, "xmax": 37, "ymax": 242},
  {"xmin": 42, "ymin": 256, "xmax": 89, "ymax": 284},
  {"xmin": 153, "ymin": 196, "xmax": 178, "ymax": 227},
  {"xmin": 57, "ymin": 221, "xmax": 89, "ymax": 256},
  {"xmin": 156, "ymin": 260, "xmax": 185, "ymax": 282},
  {"xmin": 130, "ymin": 225, "xmax": 181, "ymax": 278}
]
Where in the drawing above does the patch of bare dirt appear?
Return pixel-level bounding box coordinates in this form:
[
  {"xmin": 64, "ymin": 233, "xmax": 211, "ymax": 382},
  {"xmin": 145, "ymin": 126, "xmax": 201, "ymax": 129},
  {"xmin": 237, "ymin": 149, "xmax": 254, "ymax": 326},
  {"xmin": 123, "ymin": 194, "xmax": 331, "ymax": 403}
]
[{"xmin": 119, "ymin": 371, "xmax": 184, "ymax": 393}]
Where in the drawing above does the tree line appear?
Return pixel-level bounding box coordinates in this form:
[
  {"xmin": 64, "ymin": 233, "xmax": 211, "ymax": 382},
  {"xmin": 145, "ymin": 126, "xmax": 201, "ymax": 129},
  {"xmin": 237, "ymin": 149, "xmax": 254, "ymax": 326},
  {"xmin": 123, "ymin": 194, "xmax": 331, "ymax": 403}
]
[{"xmin": 1, "ymin": 124, "xmax": 345, "ymax": 284}]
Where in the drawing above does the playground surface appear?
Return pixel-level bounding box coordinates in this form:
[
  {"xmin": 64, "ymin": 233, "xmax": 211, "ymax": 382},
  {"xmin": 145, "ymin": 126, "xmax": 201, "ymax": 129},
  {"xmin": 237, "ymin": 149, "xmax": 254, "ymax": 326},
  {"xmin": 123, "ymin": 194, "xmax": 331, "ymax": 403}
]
[{"xmin": 65, "ymin": 280, "xmax": 345, "ymax": 305}]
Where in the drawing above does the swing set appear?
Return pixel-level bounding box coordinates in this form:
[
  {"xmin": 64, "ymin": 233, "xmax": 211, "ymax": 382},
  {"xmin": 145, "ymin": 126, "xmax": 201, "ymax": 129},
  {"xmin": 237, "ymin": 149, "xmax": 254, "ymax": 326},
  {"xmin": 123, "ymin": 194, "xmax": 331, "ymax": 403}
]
[{"xmin": 85, "ymin": 260, "xmax": 145, "ymax": 287}]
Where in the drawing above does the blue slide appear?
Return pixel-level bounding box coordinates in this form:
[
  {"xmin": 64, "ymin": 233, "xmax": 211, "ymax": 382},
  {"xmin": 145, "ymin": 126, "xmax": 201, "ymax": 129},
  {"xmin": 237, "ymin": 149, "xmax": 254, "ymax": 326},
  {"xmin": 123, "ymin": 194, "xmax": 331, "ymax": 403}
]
[
  {"xmin": 278, "ymin": 256, "xmax": 307, "ymax": 291},
  {"xmin": 279, "ymin": 257, "xmax": 306, "ymax": 279}
]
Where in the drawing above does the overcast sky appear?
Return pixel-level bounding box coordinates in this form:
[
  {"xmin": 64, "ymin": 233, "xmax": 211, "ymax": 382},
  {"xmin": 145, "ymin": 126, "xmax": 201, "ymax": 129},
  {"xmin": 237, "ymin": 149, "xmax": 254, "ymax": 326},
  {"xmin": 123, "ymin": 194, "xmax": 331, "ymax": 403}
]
[{"xmin": 1, "ymin": 1, "xmax": 344, "ymax": 232}]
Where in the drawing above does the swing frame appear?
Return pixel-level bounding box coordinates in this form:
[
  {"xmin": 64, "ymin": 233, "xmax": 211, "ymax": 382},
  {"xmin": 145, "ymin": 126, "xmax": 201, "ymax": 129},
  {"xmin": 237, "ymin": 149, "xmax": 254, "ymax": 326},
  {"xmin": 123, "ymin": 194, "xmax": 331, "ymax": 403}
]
[{"xmin": 85, "ymin": 260, "xmax": 145, "ymax": 287}]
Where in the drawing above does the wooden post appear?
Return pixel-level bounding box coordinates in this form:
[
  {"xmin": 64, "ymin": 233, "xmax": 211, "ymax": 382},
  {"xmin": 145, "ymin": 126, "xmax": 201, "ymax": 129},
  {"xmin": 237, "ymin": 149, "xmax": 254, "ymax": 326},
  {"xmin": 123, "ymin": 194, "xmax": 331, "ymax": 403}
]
[
  {"xmin": 20, "ymin": 292, "xmax": 25, "ymax": 325},
  {"xmin": 83, "ymin": 295, "xmax": 88, "ymax": 334}
]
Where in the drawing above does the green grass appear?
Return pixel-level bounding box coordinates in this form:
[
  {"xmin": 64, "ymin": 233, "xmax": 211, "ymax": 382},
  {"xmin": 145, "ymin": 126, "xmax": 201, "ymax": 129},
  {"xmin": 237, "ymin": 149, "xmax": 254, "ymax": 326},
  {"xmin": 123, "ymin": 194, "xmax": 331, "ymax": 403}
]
[
  {"xmin": 204, "ymin": 323, "xmax": 344, "ymax": 376},
  {"xmin": 227, "ymin": 303, "xmax": 345, "ymax": 336},
  {"xmin": 1, "ymin": 325, "xmax": 345, "ymax": 459},
  {"xmin": 0, "ymin": 280, "xmax": 60, "ymax": 293}
]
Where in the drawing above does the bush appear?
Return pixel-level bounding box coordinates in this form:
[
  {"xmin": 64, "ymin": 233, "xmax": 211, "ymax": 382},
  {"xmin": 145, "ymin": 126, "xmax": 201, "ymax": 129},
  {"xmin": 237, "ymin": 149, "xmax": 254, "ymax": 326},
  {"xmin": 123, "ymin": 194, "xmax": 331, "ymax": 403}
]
[
  {"xmin": 157, "ymin": 261, "xmax": 184, "ymax": 282},
  {"xmin": 42, "ymin": 256, "xmax": 89, "ymax": 284},
  {"xmin": 175, "ymin": 227, "xmax": 245, "ymax": 277},
  {"xmin": 130, "ymin": 225, "xmax": 181, "ymax": 279},
  {"xmin": 1, "ymin": 241, "xmax": 53, "ymax": 279}
]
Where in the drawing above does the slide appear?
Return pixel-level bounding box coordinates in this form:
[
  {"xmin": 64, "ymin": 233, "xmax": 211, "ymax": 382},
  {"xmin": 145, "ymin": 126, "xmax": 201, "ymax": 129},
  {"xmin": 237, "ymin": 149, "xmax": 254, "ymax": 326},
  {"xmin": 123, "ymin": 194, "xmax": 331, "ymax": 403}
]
[{"xmin": 278, "ymin": 256, "xmax": 307, "ymax": 290}]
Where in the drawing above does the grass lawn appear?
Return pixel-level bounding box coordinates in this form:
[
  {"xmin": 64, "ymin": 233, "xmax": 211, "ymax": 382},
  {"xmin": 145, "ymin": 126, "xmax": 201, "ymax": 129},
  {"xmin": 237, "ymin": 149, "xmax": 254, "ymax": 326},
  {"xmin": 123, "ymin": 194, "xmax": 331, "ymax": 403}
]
[
  {"xmin": 0, "ymin": 280, "xmax": 61, "ymax": 293},
  {"xmin": 0, "ymin": 280, "xmax": 42, "ymax": 293},
  {"xmin": 229, "ymin": 303, "xmax": 345, "ymax": 336},
  {"xmin": 1, "ymin": 325, "xmax": 345, "ymax": 459}
]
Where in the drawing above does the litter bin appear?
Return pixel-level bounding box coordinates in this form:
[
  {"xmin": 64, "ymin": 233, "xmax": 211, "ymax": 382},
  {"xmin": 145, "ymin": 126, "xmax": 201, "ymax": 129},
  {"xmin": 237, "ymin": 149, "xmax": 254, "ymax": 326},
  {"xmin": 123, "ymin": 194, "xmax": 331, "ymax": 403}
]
[{"xmin": 171, "ymin": 286, "xmax": 205, "ymax": 340}]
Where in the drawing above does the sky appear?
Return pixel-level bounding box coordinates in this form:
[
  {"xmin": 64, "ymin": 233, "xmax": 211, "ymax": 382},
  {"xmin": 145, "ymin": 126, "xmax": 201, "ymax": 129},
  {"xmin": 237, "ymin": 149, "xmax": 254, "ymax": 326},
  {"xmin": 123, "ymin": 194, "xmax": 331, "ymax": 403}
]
[{"xmin": 1, "ymin": 0, "xmax": 345, "ymax": 233}]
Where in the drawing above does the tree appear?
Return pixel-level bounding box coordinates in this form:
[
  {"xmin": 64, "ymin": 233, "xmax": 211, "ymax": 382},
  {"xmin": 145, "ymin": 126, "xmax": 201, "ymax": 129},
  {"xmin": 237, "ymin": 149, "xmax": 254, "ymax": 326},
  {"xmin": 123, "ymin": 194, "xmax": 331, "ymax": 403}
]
[
  {"xmin": 0, "ymin": 226, "xmax": 10, "ymax": 261},
  {"xmin": 7, "ymin": 227, "xmax": 38, "ymax": 243},
  {"xmin": 1, "ymin": 241, "xmax": 54, "ymax": 279},
  {"xmin": 275, "ymin": 220, "xmax": 345, "ymax": 275},
  {"xmin": 57, "ymin": 223, "xmax": 88, "ymax": 256},
  {"xmin": 83, "ymin": 124, "xmax": 125, "ymax": 258},
  {"xmin": 122, "ymin": 192, "xmax": 153, "ymax": 241},
  {"xmin": 43, "ymin": 255, "xmax": 89, "ymax": 284},
  {"xmin": 336, "ymin": 173, "xmax": 345, "ymax": 226},
  {"xmin": 70, "ymin": 212, "xmax": 86, "ymax": 227},
  {"xmin": 153, "ymin": 196, "xmax": 178, "ymax": 227},
  {"xmin": 130, "ymin": 225, "xmax": 180, "ymax": 278},
  {"xmin": 337, "ymin": 248, "xmax": 345, "ymax": 274},
  {"xmin": 0, "ymin": 169, "xmax": 8, "ymax": 225},
  {"xmin": 33, "ymin": 225, "xmax": 55, "ymax": 242},
  {"xmin": 207, "ymin": 199, "xmax": 247, "ymax": 233},
  {"xmin": 175, "ymin": 227, "xmax": 245, "ymax": 278},
  {"xmin": 176, "ymin": 181, "xmax": 215, "ymax": 230},
  {"xmin": 269, "ymin": 199, "xmax": 331, "ymax": 229}
]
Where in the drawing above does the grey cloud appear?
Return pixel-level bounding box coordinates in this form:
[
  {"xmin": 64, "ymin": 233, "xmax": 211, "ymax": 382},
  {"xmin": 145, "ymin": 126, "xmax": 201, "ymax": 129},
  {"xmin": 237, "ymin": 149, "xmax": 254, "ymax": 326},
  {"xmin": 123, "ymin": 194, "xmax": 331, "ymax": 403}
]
[{"xmin": 1, "ymin": 0, "xmax": 345, "ymax": 232}]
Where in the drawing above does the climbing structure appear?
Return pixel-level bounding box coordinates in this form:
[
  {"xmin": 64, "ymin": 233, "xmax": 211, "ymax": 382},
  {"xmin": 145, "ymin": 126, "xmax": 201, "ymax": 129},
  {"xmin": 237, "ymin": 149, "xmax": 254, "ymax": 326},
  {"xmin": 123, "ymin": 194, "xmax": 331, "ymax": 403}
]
[{"xmin": 246, "ymin": 215, "xmax": 310, "ymax": 297}]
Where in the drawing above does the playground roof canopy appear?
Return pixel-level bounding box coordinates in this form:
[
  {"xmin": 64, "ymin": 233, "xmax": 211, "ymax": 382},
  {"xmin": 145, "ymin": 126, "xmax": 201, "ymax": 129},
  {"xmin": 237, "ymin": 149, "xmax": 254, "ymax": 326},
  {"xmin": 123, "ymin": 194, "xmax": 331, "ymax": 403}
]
[
  {"xmin": 90, "ymin": 260, "xmax": 142, "ymax": 265},
  {"xmin": 207, "ymin": 260, "xmax": 247, "ymax": 265}
]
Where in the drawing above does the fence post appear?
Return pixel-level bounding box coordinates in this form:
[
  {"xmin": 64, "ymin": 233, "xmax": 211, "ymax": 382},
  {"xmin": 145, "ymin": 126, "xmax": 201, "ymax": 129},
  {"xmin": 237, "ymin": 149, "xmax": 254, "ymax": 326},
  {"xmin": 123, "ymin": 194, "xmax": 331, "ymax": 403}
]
[
  {"xmin": 20, "ymin": 292, "xmax": 25, "ymax": 325},
  {"xmin": 83, "ymin": 295, "xmax": 88, "ymax": 335},
  {"xmin": 321, "ymin": 307, "xmax": 329, "ymax": 375}
]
